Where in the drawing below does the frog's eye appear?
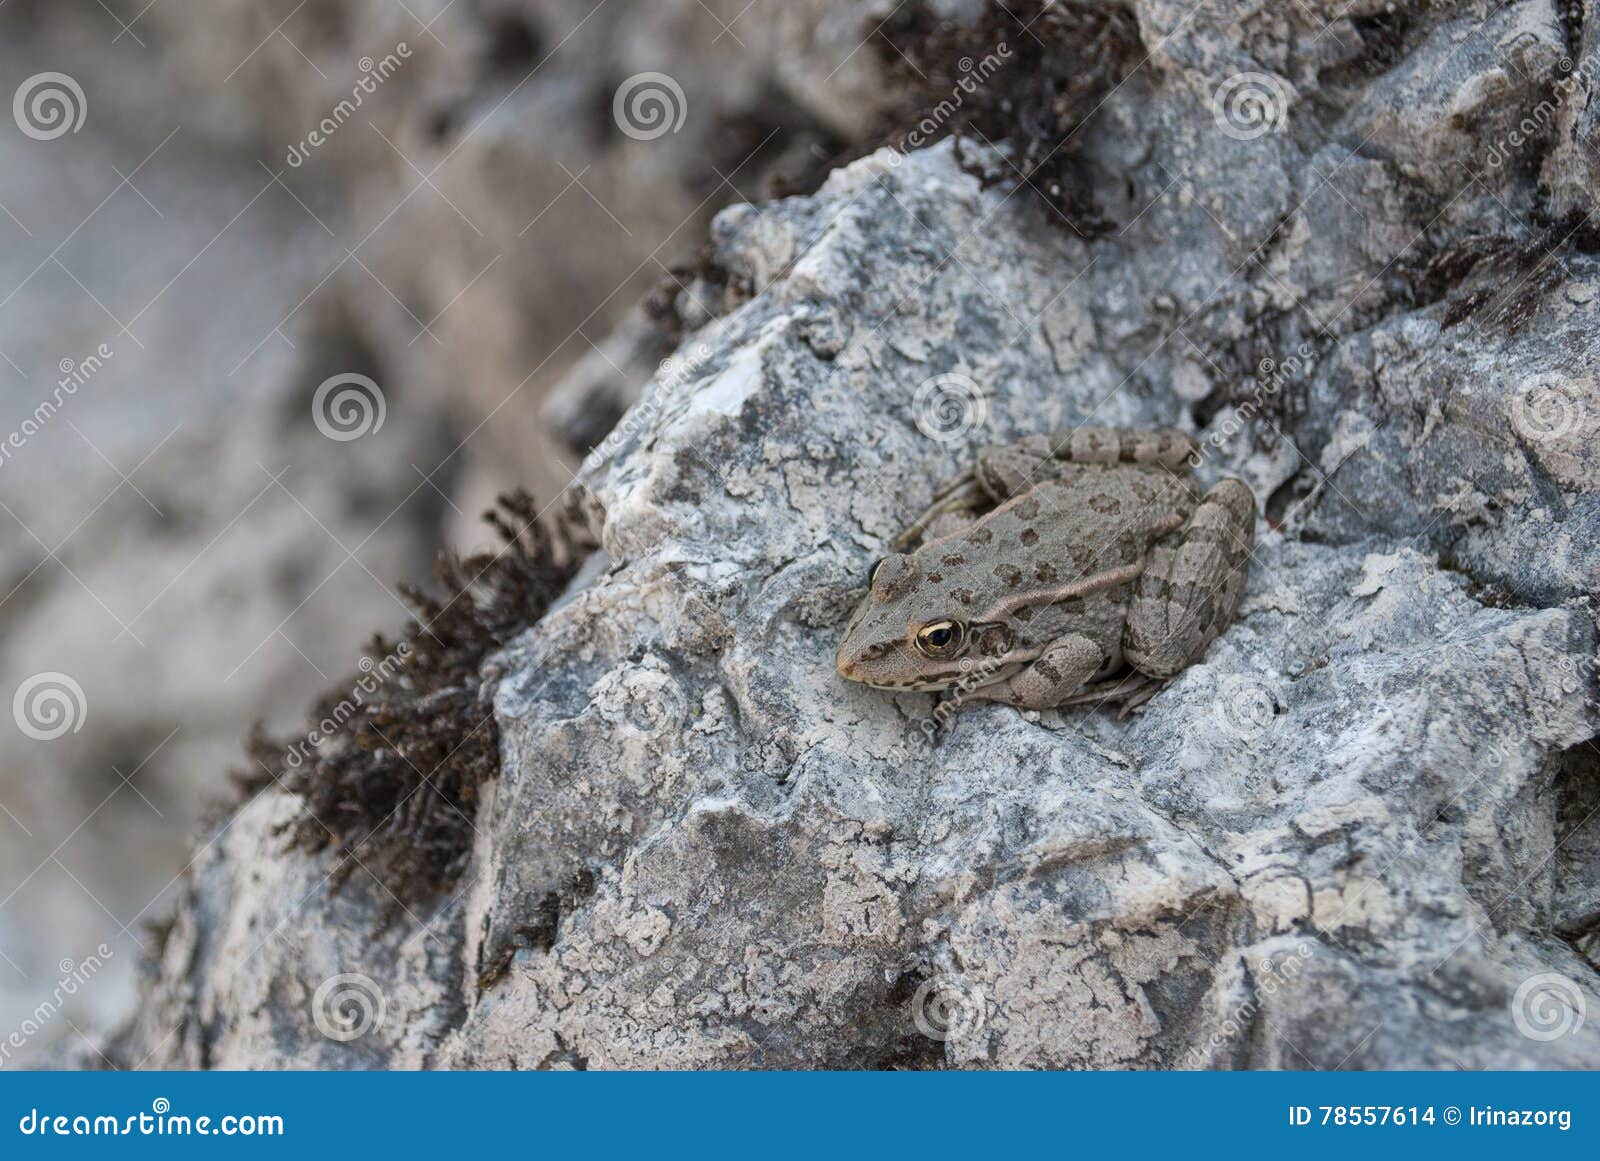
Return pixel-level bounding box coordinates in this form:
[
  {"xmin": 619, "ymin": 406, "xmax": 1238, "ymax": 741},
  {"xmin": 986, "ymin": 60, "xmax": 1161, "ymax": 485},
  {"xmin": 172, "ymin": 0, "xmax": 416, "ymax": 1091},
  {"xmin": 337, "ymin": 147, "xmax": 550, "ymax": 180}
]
[
  {"xmin": 914, "ymin": 620, "xmax": 966, "ymax": 659},
  {"xmin": 867, "ymin": 558, "xmax": 884, "ymax": 590}
]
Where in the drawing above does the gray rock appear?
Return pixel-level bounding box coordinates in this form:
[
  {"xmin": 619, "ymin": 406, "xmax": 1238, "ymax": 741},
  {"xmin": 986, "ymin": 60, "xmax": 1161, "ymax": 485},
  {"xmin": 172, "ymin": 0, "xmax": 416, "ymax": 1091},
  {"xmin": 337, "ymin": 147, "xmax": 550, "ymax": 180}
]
[
  {"xmin": 1299, "ymin": 272, "xmax": 1600, "ymax": 606},
  {"xmin": 127, "ymin": 128, "xmax": 1599, "ymax": 1068}
]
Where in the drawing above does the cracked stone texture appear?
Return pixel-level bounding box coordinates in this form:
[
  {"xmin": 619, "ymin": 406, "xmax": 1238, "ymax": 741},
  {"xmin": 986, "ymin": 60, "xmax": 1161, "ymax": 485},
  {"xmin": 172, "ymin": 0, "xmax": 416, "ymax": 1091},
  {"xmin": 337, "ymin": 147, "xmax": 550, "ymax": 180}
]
[{"xmin": 122, "ymin": 0, "xmax": 1600, "ymax": 1068}]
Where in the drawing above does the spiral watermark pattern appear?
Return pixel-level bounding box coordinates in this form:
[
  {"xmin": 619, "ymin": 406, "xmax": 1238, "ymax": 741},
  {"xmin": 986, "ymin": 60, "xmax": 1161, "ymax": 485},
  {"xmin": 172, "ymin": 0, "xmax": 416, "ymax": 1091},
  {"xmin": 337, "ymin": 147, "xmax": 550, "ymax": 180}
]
[
  {"xmin": 13, "ymin": 672, "xmax": 87, "ymax": 741},
  {"xmin": 1211, "ymin": 71, "xmax": 1291, "ymax": 141},
  {"xmin": 311, "ymin": 372, "xmax": 386, "ymax": 441},
  {"xmin": 13, "ymin": 72, "xmax": 87, "ymax": 141},
  {"xmin": 1510, "ymin": 972, "xmax": 1586, "ymax": 1042},
  {"xmin": 612, "ymin": 72, "xmax": 687, "ymax": 141},
  {"xmin": 617, "ymin": 670, "xmax": 688, "ymax": 739},
  {"xmin": 311, "ymin": 972, "xmax": 386, "ymax": 1042},
  {"xmin": 913, "ymin": 372, "xmax": 987, "ymax": 443},
  {"xmin": 1508, "ymin": 374, "xmax": 1581, "ymax": 444},
  {"xmin": 1212, "ymin": 672, "xmax": 1284, "ymax": 740},
  {"xmin": 910, "ymin": 976, "xmax": 985, "ymax": 1042}
]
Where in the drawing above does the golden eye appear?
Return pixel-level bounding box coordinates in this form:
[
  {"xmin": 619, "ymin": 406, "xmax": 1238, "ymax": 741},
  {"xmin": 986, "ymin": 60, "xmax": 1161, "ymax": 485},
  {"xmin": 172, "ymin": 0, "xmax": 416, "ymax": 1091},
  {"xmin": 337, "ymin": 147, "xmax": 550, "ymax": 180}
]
[
  {"xmin": 914, "ymin": 620, "xmax": 966, "ymax": 658},
  {"xmin": 867, "ymin": 558, "xmax": 884, "ymax": 589}
]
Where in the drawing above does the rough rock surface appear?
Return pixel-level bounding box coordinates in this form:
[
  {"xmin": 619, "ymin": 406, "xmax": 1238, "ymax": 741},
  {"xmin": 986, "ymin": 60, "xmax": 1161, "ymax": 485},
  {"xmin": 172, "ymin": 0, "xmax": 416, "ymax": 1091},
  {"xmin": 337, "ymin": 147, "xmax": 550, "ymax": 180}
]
[{"xmin": 120, "ymin": 0, "xmax": 1600, "ymax": 1068}]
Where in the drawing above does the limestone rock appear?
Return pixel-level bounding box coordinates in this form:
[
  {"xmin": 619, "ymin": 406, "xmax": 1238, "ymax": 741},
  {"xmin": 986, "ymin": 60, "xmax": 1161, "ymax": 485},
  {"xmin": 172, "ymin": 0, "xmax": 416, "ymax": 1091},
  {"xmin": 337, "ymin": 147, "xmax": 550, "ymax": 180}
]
[{"xmin": 128, "ymin": 136, "xmax": 1599, "ymax": 1068}]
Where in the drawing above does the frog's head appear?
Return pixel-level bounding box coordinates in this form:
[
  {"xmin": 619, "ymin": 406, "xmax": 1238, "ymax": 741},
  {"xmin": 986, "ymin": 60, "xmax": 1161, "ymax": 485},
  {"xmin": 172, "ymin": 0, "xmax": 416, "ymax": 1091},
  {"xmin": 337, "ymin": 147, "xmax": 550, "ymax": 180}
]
[{"xmin": 835, "ymin": 553, "xmax": 975, "ymax": 691}]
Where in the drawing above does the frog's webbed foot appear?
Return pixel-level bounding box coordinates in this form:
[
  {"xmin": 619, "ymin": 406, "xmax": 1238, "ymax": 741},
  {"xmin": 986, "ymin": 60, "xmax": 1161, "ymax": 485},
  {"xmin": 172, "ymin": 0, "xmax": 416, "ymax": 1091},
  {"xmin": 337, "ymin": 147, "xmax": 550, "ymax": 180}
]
[
  {"xmin": 1053, "ymin": 671, "xmax": 1169, "ymax": 718},
  {"xmin": 1123, "ymin": 477, "xmax": 1256, "ymax": 680}
]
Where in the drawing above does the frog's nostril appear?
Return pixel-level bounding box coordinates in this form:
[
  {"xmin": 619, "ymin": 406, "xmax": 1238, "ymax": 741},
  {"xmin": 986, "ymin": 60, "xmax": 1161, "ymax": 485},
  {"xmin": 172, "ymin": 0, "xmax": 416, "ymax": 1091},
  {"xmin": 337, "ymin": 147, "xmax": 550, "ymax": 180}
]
[
  {"xmin": 835, "ymin": 643, "xmax": 859, "ymax": 676},
  {"xmin": 837, "ymin": 642, "xmax": 885, "ymax": 680}
]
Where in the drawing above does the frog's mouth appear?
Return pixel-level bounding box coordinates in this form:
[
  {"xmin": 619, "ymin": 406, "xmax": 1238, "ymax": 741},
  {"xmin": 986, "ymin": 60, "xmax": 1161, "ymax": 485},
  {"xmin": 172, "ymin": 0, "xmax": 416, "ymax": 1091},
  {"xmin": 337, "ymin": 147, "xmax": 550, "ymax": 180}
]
[
  {"xmin": 840, "ymin": 655, "xmax": 1021, "ymax": 693},
  {"xmin": 838, "ymin": 627, "xmax": 1041, "ymax": 692},
  {"xmin": 836, "ymin": 642, "xmax": 964, "ymax": 691},
  {"xmin": 852, "ymin": 673, "xmax": 962, "ymax": 692}
]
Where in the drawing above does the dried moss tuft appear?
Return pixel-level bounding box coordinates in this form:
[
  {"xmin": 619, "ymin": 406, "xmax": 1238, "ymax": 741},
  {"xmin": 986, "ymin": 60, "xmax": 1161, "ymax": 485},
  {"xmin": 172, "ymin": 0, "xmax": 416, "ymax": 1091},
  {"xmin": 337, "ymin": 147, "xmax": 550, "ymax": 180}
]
[
  {"xmin": 1419, "ymin": 210, "xmax": 1600, "ymax": 332},
  {"xmin": 875, "ymin": 0, "xmax": 1144, "ymax": 235},
  {"xmin": 238, "ymin": 490, "xmax": 594, "ymax": 900}
]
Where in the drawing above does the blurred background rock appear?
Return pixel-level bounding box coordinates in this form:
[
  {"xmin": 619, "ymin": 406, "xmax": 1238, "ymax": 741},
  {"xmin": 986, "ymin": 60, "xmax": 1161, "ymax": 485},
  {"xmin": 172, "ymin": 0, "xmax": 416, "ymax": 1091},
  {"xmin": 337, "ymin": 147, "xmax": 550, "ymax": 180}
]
[{"xmin": 0, "ymin": 0, "xmax": 889, "ymax": 1062}]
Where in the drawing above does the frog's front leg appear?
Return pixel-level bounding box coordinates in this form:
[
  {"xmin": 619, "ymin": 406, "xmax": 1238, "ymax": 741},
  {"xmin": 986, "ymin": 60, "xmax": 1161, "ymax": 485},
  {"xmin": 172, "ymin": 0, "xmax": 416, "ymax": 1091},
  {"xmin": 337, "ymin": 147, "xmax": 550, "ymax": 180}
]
[
  {"xmin": 960, "ymin": 634, "xmax": 1102, "ymax": 710},
  {"xmin": 1123, "ymin": 477, "xmax": 1256, "ymax": 679}
]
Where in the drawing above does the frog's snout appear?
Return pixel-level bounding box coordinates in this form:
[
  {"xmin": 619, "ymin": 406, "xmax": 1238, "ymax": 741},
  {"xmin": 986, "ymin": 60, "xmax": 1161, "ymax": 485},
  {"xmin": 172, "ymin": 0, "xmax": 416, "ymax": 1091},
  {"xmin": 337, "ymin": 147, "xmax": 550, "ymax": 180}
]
[
  {"xmin": 835, "ymin": 637, "xmax": 864, "ymax": 683},
  {"xmin": 835, "ymin": 637, "xmax": 898, "ymax": 687},
  {"xmin": 835, "ymin": 623, "xmax": 876, "ymax": 682}
]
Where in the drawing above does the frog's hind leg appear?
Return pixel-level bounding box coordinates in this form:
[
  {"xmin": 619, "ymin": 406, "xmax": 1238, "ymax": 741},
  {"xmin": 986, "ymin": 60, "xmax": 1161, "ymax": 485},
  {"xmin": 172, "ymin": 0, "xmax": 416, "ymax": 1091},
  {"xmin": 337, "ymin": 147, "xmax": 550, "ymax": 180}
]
[
  {"xmin": 969, "ymin": 427, "xmax": 1202, "ymax": 501},
  {"xmin": 898, "ymin": 427, "xmax": 1201, "ymax": 549},
  {"xmin": 1049, "ymin": 427, "xmax": 1200, "ymax": 470},
  {"xmin": 1123, "ymin": 477, "xmax": 1256, "ymax": 680}
]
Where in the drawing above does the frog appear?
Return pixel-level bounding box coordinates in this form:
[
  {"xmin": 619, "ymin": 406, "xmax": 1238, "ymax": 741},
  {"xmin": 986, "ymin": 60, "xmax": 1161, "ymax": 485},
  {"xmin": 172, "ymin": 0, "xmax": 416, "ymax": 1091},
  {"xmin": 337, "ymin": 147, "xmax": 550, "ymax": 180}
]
[{"xmin": 835, "ymin": 426, "xmax": 1256, "ymax": 712}]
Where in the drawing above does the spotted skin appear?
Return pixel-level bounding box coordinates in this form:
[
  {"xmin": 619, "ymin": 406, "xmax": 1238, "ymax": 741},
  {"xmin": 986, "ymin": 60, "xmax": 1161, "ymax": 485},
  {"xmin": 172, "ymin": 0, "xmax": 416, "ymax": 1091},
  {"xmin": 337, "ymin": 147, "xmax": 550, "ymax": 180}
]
[
  {"xmin": 1123, "ymin": 477, "xmax": 1256, "ymax": 679},
  {"xmin": 836, "ymin": 427, "xmax": 1256, "ymax": 712}
]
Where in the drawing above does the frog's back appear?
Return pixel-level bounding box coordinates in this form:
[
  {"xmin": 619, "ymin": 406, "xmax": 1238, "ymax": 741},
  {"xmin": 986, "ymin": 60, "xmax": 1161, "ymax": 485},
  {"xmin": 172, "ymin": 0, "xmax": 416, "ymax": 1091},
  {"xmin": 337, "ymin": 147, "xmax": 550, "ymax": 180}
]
[{"xmin": 965, "ymin": 464, "xmax": 1191, "ymax": 554}]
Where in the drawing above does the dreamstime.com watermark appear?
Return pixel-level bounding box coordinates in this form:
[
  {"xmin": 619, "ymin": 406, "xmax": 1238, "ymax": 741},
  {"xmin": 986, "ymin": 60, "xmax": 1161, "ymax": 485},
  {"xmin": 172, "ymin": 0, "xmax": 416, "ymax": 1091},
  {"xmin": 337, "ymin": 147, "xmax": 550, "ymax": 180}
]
[
  {"xmin": 843, "ymin": 656, "xmax": 1012, "ymax": 771},
  {"xmin": 885, "ymin": 43, "xmax": 1013, "ymax": 162},
  {"xmin": 11, "ymin": 671, "xmax": 88, "ymax": 742},
  {"xmin": 612, "ymin": 72, "xmax": 688, "ymax": 141},
  {"xmin": 1211, "ymin": 71, "xmax": 1294, "ymax": 141},
  {"xmin": 280, "ymin": 642, "xmax": 412, "ymax": 770},
  {"xmin": 910, "ymin": 975, "xmax": 986, "ymax": 1042},
  {"xmin": 0, "ymin": 945, "xmax": 112, "ymax": 1067},
  {"xmin": 17, "ymin": 1099, "xmax": 283, "ymax": 1137},
  {"xmin": 913, "ymin": 371, "xmax": 988, "ymax": 443},
  {"xmin": 311, "ymin": 972, "xmax": 386, "ymax": 1043},
  {"xmin": 1194, "ymin": 344, "xmax": 1316, "ymax": 464},
  {"xmin": 1184, "ymin": 941, "xmax": 1315, "ymax": 1065},
  {"xmin": 1480, "ymin": 52, "xmax": 1598, "ymax": 175},
  {"xmin": 922, "ymin": 657, "xmax": 1007, "ymax": 734},
  {"xmin": 311, "ymin": 371, "xmax": 386, "ymax": 441},
  {"xmin": 0, "ymin": 343, "xmax": 114, "ymax": 470},
  {"xmin": 1507, "ymin": 370, "xmax": 1585, "ymax": 445},
  {"xmin": 1211, "ymin": 670, "xmax": 1288, "ymax": 741},
  {"xmin": 588, "ymin": 342, "xmax": 714, "ymax": 466},
  {"xmin": 285, "ymin": 43, "xmax": 411, "ymax": 167},
  {"xmin": 1510, "ymin": 971, "xmax": 1586, "ymax": 1043}
]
